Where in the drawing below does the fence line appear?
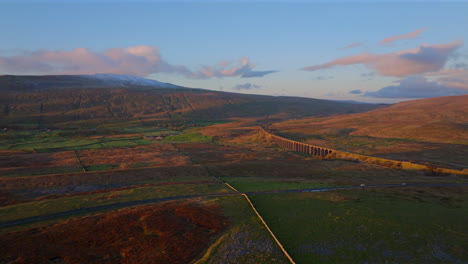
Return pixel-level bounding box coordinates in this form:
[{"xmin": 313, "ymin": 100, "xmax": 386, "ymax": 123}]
[{"xmin": 222, "ymin": 181, "xmax": 296, "ymax": 264}]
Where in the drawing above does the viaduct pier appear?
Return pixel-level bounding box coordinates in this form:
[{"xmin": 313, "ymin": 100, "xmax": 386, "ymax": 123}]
[{"xmin": 260, "ymin": 127, "xmax": 333, "ymax": 157}]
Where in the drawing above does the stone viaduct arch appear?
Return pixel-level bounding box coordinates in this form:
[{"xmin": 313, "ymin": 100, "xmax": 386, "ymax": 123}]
[{"xmin": 260, "ymin": 127, "xmax": 333, "ymax": 157}]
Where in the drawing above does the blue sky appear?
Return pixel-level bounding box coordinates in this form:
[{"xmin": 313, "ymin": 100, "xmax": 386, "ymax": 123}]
[{"xmin": 1, "ymin": 1, "xmax": 467, "ymax": 103}]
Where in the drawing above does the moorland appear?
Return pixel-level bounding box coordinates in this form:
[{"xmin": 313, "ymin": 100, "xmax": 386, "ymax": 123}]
[{"xmin": 0, "ymin": 75, "xmax": 467, "ymax": 264}]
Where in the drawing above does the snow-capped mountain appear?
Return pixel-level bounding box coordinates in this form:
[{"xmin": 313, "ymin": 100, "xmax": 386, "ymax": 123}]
[
  {"xmin": 82, "ymin": 74, "xmax": 183, "ymax": 88},
  {"xmin": 0, "ymin": 74, "xmax": 186, "ymax": 91}
]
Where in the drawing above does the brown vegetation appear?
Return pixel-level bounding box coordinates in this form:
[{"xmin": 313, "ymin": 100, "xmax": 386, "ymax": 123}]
[
  {"xmin": 0, "ymin": 200, "xmax": 229, "ymax": 264},
  {"xmin": 77, "ymin": 144, "xmax": 191, "ymax": 168},
  {"xmin": 272, "ymin": 95, "xmax": 468, "ymax": 144},
  {"xmin": 176, "ymin": 141, "xmax": 298, "ymax": 165},
  {"xmin": 0, "ymin": 150, "xmax": 84, "ymax": 178},
  {"xmin": 0, "ymin": 166, "xmax": 211, "ymax": 189},
  {"xmin": 1, "ymin": 180, "xmax": 214, "ymax": 206},
  {"xmin": 0, "ymin": 151, "xmax": 79, "ymax": 169}
]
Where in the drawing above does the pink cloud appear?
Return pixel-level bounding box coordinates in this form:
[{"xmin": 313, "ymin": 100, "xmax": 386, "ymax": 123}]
[
  {"xmin": 0, "ymin": 46, "xmax": 164, "ymax": 76},
  {"xmin": 0, "ymin": 46, "xmax": 276, "ymax": 79},
  {"xmin": 193, "ymin": 57, "xmax": 276, "ymax": 78},
  {"xmin": 303, "ymin": 53, "xmax": 372, "ymax": 71},
  {"xmin": 378, "ymin": 28, "xmax": 427, "ymax": 46},
  {"xmin": 341, "ymin": 42, "xmax": 362, "ymax": 49},
  {"xmin": 303, "ymin": 40, "xmax": 463, "ymax": 77}
]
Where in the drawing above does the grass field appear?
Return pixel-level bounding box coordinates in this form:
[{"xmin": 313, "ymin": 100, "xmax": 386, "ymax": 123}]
[
  {"xmin": 0, "ymin": 120, "xmax": 221, "ymax": 152},
  {"xmin": 249, "ymin": 187, "xmax": 468, "ymax": 264},
  {"xmin": 0, "ymin": 124, "xmax": 220, "ymax": 151},
  {"xmin": 163, "ymin": 131, "xmax": 214, "ymax": 142},
  {"xmin": 0, "ymin": 130, "xmax": 153, "ymax": 151},
  {"xmin": 220, "ymin": 177, "xmax": 331, "ymax": 192},
  {"xmin": 194, "ymin": 195, "xmax": 290, "ymax": 264}
]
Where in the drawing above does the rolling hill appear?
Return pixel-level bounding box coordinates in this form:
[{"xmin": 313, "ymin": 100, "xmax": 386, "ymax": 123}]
[{"xmin": 272, "ymin": 95, "xmax": 467, "ymax": 144}]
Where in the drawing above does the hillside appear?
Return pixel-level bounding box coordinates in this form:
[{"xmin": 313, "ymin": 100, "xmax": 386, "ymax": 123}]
[
  {"xmin": 329, "ymin": 95, "xmax": 467, "ymax": 143},
  {"xmin": 0, "ymin": 75, "xmax": 382, "ymax": 128},
  {"xmin": 272, "ymin": 95, "xmax": 468, "ymax": 144}
]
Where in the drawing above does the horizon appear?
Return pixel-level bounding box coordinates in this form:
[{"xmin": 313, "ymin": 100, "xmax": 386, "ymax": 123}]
[{"xmin": 1, "ymin": 0, "xmax": 467, "ymax": 103}]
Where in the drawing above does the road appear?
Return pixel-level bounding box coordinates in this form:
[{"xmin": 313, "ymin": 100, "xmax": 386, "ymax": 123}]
[{"xmin": 1, "ymin": 182, "xmax": 467, "ymax": 229}]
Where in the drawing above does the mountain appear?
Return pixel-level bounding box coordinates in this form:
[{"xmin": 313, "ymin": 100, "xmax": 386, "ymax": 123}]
[
  {"xmin": 326, "ymin": 99, "xmax": 380, "ymax": 105},
  {"xmin": 82, "ymin": 74, "xmax": 183, "ymax": 88},
  {"xmin": 0, "ymin": 75, "xmax": 383, "ymax": 128},
  {"xmin": 0, "ymin": 74, "xmax": 184, "ymax": 91}
]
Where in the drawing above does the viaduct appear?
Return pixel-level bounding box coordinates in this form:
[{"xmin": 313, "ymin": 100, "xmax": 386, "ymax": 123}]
[{"xmin": 259, "ymin": 127, "xmax": 333, "ymax": 157}]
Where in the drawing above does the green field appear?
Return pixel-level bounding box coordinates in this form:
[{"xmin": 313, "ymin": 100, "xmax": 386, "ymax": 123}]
[
  {"xmin": 163, "ymin": 131, "xmax": 213, "ymax": 142},
  {"xmin": 249, "ymin": 188, "xmax": 468, "ymax": 264},
  {"xmin": 0, "ymin": 130, "xmax": 153, "ymax": 151},
  {"xmin": 221, "ymin": 177, "xmax": 331, "ymax": 192},
  {"xmin": 194, "ymin": 195, "xmax": 290, "ymax": 264},
  {"xmin": 0, "ymin": 120, "xmax": 221, "ymax": 151},
  {"xmin": 83, "ymin": 164, "xmax": 120, "ymax": 172}
]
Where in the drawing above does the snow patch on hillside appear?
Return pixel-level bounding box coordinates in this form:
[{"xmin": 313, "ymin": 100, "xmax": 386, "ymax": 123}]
[{"xmin": 82, "ymin": 74, "xmax": 182, "ymax": 88}]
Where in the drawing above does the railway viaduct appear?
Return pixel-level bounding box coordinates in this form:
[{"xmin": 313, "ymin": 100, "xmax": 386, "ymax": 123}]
[{"xmin": 259, "ymin": 127, "xmax": 333, "ymax": 157}]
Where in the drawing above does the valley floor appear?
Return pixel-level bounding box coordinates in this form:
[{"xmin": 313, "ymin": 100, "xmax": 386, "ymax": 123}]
[{"xmin": 1, "ymin": 120, "xmax": 467, "ymax": 263}]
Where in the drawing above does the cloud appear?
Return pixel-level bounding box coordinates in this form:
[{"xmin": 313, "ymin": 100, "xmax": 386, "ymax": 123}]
[
  {"xmin": 302, "ymin": 40, "xmax": 463, "ymax": 77},
  {"xmin": 453, "ymin": 62, "xmax": 467, "ymax": 69},
  {"xmin": 364, "ymin": 75, "xmax": 467, "ymax": 98},
  {"xmin": 349, "ymin": 89, "xmax": 362, "ymax": 94},
  {"xmin": 426, "ymin": 68, "xmax": 468, "ymax": 89},
  {"xmin": 191, "ymin": 57, "xmax": 276, "ymax": 79},
  {"xmin": 341, "ymin": 42, "xmax": 362, "ymax": 49},
  {"xmin": 232, "ymin": 83, "xmax": 262, "ymax": 90},
  {"xmin": 241, "ymin": 70, "xmax": 277, "ymax": 78},
  {"xmin": 315, "ymin": 76, "xmax": 333, "ymax": 80},
  {"xmin": 360, "ymin": 72, "xmax": 375, "ymax": 77},
  {"xmin": 0, "ymin": 46, "xmax": 164, "ymax": 76},
  {"xmin": 378, "ymin": 28, "xmax": 427, "ymax": 46},
  {"xmin": 0, "ymin": 46, "xmax": 276, "ymax": 79}
]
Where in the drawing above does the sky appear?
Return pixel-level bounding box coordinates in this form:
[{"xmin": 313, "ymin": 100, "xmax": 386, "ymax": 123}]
[{"xmin": 0, "ymin": 0, "xmax": 467, "ymax": 103}]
